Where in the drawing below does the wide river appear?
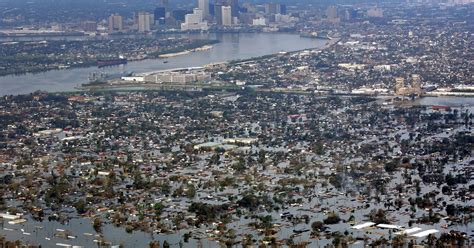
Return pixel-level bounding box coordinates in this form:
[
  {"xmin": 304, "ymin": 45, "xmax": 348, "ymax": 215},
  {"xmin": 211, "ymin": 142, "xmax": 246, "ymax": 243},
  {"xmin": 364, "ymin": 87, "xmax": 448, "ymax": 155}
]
[{"xmin": 0, "ymin": 33, "xmax": 327, "ymax": 96}]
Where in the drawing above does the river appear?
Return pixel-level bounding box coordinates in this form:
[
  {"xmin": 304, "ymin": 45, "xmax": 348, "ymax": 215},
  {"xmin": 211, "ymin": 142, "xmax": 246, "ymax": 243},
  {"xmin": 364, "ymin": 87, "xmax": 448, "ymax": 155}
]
[{"xmin": 0, "ymin": 33, "xmax": 327, "ymax": 96}]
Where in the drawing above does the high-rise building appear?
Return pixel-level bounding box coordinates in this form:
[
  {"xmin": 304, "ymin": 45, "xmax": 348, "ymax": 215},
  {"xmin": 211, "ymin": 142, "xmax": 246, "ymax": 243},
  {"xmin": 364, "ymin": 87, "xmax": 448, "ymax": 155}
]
[
  {"xmin": 239, "ymin": 12, "xmax": 255, "ymax": 25},
  {"xmin": 181, "ymin": 8, "xmax": 209, "ymax": 31},
  {"xmin": 367, "ymin": 8, "xmax": 384, "ymax": 18},
  {"xmin": 172, "ymin": 10, "xmax": 191, "ymax": 22},
  {"xmin": 326, "ymin": 5, "xmax": 338, "ymax": 19},
  {"xmin": 230, "ymin": 0, "xmax": 239, "ymax": 17},
  {"xmin": 344, "ymin": 8, "xmax": 357, "ymax": 21},
  {"xmin": 159, "ymin": 0, "xmax": 169, "ymax": 8},
  {"xmin": 198, "ymin": 0, "xmax": 210, "ymax": 18},
  {"xmin": 108, "ymin": 13, "xmax": 123, "ymax": 33},
  {"xmin": 222, "ymin": 6, "xmax": 232, "ymax": 26},
  {"xmin": 154, "ymin": 7, "xmax": 166, "ymax": 25},
  {"xmin": 242, "ymin": 3, "xmax": 256, "ymax": 13},
  {"xmin": 264, "ymin": 3, "xmax": 285, "ymax": 15},
  {"xmin": 280, "ymin": 4, "xmax": 287, "ymax": 15},
  {"xmin": 265, "ymin": 3, "xmax": 277, "ymax": 14},
  {"xmin": 138, "ymin": 12, "xmax": 151, "ymax": 32},
  {"xmin": 214, "ymin": 3, "xmax": 223, "ymax": 25},
  {"xmin": 209, "ymin": 3, "xmax": 215, "ymax": 15},
  {"xmin": 82, "ymin": 21, "xmax": 97, "ymax": 32}
]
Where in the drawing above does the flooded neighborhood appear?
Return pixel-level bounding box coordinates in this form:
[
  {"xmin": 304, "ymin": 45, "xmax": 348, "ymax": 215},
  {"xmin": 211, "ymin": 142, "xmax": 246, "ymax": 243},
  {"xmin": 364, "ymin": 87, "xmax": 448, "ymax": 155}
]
[{"xmin": 0, "ymin": 0, "xmax": 473, "ymax": 247}]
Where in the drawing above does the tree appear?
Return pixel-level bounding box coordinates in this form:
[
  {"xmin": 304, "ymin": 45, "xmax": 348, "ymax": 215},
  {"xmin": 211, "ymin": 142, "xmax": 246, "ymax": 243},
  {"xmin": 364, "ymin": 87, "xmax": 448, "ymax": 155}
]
[
  {"xmin": 369, "ymin": 209, "xmax": 389, "ymax": 224},
  {"xmin": 149, "ymin": 241, "xmax": 160, "ymax": 248},
  {"xmin": 93, "ymin": 217, "xmax": 103, "ymax": 233},
  {"xmin": 154, "ymin": 202, "xmax": 165, "ymax": 217},
  {"xmin": 323, "ymin": 212, "xmax": 341, "ymax": 224},
  {"xmin": 186, "ymin": 184, "xmax": 196, "ymax": 198},
  {"xmin": 311, "ymin": 221, "xmax": 325, "ymax": 232},
  {"xmin": 74, "ymin": 199, "xmax": 88, "ymax": 214}
]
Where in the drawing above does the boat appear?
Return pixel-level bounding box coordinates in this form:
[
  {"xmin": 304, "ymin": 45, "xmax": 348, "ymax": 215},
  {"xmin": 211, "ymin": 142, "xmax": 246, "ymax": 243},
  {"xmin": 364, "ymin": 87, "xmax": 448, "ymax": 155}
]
[
  {"xmin": 96, "ymin": 58, "xmax": 127, "ymax": 67},
  {"xmin": 163, "ymin": 61, "xmax": 169, "ymax": 64}
]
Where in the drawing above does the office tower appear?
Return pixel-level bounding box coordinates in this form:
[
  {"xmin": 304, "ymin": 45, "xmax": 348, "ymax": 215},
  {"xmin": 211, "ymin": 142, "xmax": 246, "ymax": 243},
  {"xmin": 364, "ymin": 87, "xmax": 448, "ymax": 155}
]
[
  {"xmin": 265, "ymin": 3, "xmax": 277, "ymax": 14},
  {"xmin": 214, "ymin": 3, "xmax": 223, "ymax": 25},
  {"xmin": 222, "ymin": 6, "xmax": 232, "ymax": 25},
  {"xmin": 264, "ymin": 3, "xmax": 285, "ymax": 15},
  {"xmin": 154, "ymin": 7, "xmax": 166, "ymax": 25},
  {"xmin": 181, "ymin": 8, "xmax": 208, "ymax": 30},
  {"xmin": 239, "ymin": 13, "xmax": 255, "ymax": 24},
  {"xmin": 344, "ymin": 8, "xmax": 357, "ymax": 20},
  {"xmin": 108, "ymin": 13, "xmax": 123, "ymax": 33},
  {"xmin": 160, "ymin": 0, "xmax": 169, "ymax": 8},
  {"xmin": 367, "ymin": 8, "xmax": 384, "ymax": 18},
  {"xmin": 280, "ymin": 4, "xmax": 286, "ymax": 15},
  {"xmin": 326, "ymin": 5, "xmax": 338, "ymax": 19},
  {"xmin": 230, "ymin": 0, "xmax": 239, "ymax": 17},
  {"xmin": 242, "ymin": 3, "xmax": 256, "ymax": 13},
  {"xmin": 138, "ymin": 12, "xmax": 151, "ymax": 32},
  {"xmin": 198, "ymin": 0, "xmax": 210, "ymax": 18},
  {"xmin": 82, "ymin": 21, "xmax": 97, "ymax": 32},
  {"xmin": 209, "ymin": 3, "xmax": 215, "ymax": 15},
  {"xmin": 172, "ymin": 10, "xmax": 190, "ymax": 22}
]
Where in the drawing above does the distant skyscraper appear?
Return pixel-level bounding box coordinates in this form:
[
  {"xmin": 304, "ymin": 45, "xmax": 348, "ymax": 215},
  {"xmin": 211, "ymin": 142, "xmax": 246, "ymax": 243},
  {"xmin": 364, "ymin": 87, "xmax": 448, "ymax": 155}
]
[
  {"xmin": 280, "ymin": 4, "xmax": 287, "ymax": 15},
  {"xmin": 214, "ymin": 3, "xmax": 223, "ymax": 25},
  {"xmin": 172, "ymin": 9, "xmax": 190, "ymax": 22},
  {"xmin": 181, "ymin": 8, "xmax": 208, "ymax": 31},
  {"xmin": 138, "ymin": 12, "xmax": 151, "ymax": 32},
  {"xmin": 82, "ymin": 21, "xmax": 97, "ymax": 32},
  {"xmin": 367, "ymin": 8, "xmax": 384, "ymax": 18},
  {"xmin": 344, "ymin": 8, "xmax": 357, "ymax": 20},
  {"xmin": 326, "ymin": 5, "xmax": 338, "ymax": 19},
  {"xmin": 154, "ymin": 7, "xmax": 166, "ymax": 25},
  {"xmin": 159, "ymin": 0, "xmax": 169, "ymax": 8},
  {"xmin": 209, "ymin": 3, "xmax": 215, "ymax": 15},
  {"xmin": 264, "ymin": 3, "xmax": 284, "ymax": 15},
  {"xmin": 198, "ymin": 0, "xmax": 210, "ymax": 18},
  {"xmin": 108, "ymin": 13, "xmax": 123, "ymax": 33},
  {"xmin": 222, "ymin": 6, "xmax": 232, "ymax": 26},
  {"xmin": 265, "ymin": 3, "xmax": 277, "ymax": 14},
  {"xmin": 230, "ymin": 0, "xmax": 239, "ymax": 17}
]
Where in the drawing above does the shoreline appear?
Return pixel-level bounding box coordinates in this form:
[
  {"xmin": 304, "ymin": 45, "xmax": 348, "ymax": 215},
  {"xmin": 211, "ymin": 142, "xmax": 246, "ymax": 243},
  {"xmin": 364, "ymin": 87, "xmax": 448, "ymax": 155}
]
[
  {"xmin": 0, "ymin": 33, "xmax": 328, "ymax": 96},
  {"xmin": 158, "ymin": 45, "xmax": 214, "ymax": 58},
  {"xmin": 0, "ymin": 41, "xmax": 218, "ymax": 78}
]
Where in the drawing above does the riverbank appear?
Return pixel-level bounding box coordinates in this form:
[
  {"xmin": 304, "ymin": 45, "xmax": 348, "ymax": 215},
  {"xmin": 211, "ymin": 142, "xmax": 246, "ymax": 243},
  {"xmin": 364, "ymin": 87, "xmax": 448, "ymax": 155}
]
[
  {"xmin": 0, "ymin": 33, "xmax": 327, "ymax": 96},
  {"xmin": 0, "ymin": 38, "xmax": 218, "ymax": 77},
  {"xmin": 158, "ymin": 45, "xmax": 214, "ymax": 58}
]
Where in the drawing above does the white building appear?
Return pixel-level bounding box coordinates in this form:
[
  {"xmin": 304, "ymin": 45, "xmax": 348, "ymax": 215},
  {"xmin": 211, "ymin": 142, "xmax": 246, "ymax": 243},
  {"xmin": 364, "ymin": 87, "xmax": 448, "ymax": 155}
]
[
  {"xmin": 144, "ymin": 71, "xmax": 211, "ymax": 83},
  {"xmin": 108, "ymin": 13, "xmax": 123, "ymax": 33},
  {"xmin": 222, "ymin": 6, "xmax": 232, "ymax": 26},
  {"xmin": 252, "ymin": 17, "xmax": 266, "ymax": 26},
  {"xmin": 138, "ymin": 12, "xmax": 151, "ymax": 32},
  {"xmin": 198, "ymin": 0, "xmax": 210, "ymax": 18},
  {"xmin": 181, "ymin": 8, "xmax": 209, "ymax": 31},
  {"xmin": 274, "ymin": 14, "xmax": 292, "ymax": 23}
]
